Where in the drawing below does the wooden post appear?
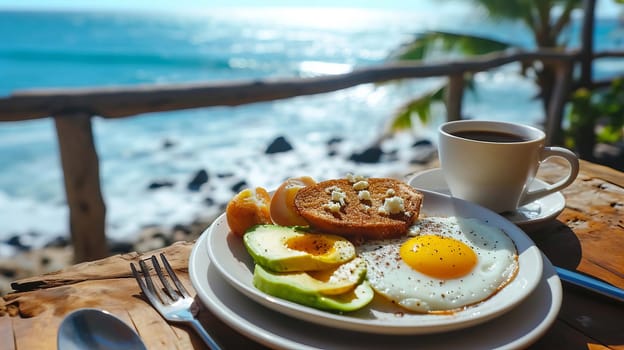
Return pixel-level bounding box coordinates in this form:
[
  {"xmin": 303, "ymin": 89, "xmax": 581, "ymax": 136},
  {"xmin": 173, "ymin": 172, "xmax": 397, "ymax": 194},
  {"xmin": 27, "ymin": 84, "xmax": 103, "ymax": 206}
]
[
  {"xmin": 579, "ymin": 0, "xmax": 596, "ymax": 88},
  {"xmin": 545, "ymin": 61, "xmax": 573, "ymax": 146},
  {"xmin": 54, "ymin": 112, "xmax": 108, "ymax": 262},
  {"xmin": 575, "ymin": 0, "xmax": 597, "ymax": 159},
  {"xmin": 446, "ymin": 73, "xmax": 465, "ymax": 121}
]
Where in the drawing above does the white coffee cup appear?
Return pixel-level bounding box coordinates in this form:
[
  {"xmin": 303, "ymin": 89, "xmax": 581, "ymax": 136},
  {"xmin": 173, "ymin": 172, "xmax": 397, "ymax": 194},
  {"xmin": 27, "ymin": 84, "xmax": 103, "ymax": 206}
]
[{"xmin": 438, "ymin": 120, "xmax": 579, "ymax": 213}]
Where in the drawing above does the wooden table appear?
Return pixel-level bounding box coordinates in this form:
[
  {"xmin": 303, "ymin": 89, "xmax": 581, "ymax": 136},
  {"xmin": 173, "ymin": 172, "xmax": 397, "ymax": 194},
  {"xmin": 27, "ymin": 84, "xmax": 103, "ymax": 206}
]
[{"xmin": 1, "ymin": 159, "xmax": 623, "ymax": 349}]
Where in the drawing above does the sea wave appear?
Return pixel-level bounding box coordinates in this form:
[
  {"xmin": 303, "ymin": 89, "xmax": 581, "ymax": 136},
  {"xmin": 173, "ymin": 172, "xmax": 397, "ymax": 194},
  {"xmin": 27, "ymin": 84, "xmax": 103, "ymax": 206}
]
[{"xmin": 0, "ymin": 49, "xmax": 233, "ymax": 68}]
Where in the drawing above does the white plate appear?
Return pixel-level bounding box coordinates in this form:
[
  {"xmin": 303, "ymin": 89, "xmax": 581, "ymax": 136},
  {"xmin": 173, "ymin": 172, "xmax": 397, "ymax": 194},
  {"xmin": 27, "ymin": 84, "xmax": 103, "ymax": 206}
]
[
  {"xmin": 408, "ymin": 168, "xmax": 566, "ymax": 228},
  {"xmin": 190, "ymin": 229, "xmax": 563, "ymax": 350},
  {"xmin": 204, "ymin": 190, "xmax": 544, "ymax": 335}
]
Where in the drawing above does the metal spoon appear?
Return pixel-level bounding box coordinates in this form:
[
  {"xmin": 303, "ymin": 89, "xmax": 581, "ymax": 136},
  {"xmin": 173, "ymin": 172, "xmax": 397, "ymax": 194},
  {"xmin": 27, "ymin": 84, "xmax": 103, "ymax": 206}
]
[{"xmin": 57, "ymin": 308, "xmax": 147, "ymax": 350}]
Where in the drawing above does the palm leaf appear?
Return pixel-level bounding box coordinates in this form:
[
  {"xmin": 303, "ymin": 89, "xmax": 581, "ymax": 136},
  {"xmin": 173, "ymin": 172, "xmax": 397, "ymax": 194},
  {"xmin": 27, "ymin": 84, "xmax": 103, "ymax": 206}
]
[
  {"xmin": 382, "ymin": 85, "xmax": 446, "ymax": 139},
  {"xmin": 390, "ymin": 31, "xmax": 512, "ymax": 61}
]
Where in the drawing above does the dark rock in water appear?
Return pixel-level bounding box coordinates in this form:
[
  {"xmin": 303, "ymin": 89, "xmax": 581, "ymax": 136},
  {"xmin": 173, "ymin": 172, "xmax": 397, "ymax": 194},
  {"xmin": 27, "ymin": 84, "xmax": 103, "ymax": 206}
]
[
  {"xmin": 203, "ymin": 197, "xmax": 215, "ymax": 206},
  {"xmin": 265, "ymin": 136, "xmax": 293, "ymax": 154},
  {"xmin": 45, "ymin": 236, "xmax": 70, "ymax": 248},
  {"xmin": 6, "ymin": 235, "xmax": 30, "ymax": 251},
  {"xmin": 410, "ymin": 138, "xmax": 436, "ymax": 164},
  {"xmin": 109, "ymin": 241, "xmax": 134, "ymax": 254},
  {"xmin": 134, "ymin": 227, "xmax": 173, "ymax": 253},
  {"xmin": 385, "ymin": 149, "xmax": 399, "ymax": 162},
  {"xmin": 231, "ymin": 180, "xmax": 248, "ymax": 193},
  {"xmin": 40, "ymin": 255, "xmax": 51, "ymax": 266},
  {"xmin": 148, "ymin": 180, "xmax": 175, "ymax": 190},
  {"xmin": 172, "ymin": 224, "xmax": 193, "ymax": 241},
  {"xmin": 173, "ymin": 224, "xmax": 191, "ymax": 235},
  {"xmin": 327, "ymin": 136, "xmax": 343, "ymax": 157},
  {"xmin": 410, "ymin": 147, "xmax": 437, "ymax": 165},
  {"xmin": 149, "ymin": 232, "xmax": 172, "ymax": 245},
  {"xmin": 349, "ymin": 146, "xmax": 383, "ymax": 163},
  {"xmin": 188, "ymin": 169, "xmax": 209, "ymax": 191},
  {"xmin": 327, "ymin": 137, "xmax": 343, "ymax": 146},
  {"xmin": 162, "ymin": 138, "xmax": 176, "ymax": 149},
  {"xmin": 412, "ymin": 139, "xmax": 433, "ymax": 148}
]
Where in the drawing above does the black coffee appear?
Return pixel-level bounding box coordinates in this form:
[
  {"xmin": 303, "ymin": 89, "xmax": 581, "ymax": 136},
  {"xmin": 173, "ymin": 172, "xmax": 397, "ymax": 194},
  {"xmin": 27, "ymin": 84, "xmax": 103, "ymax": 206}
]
[{"xmin": 452, "ymin": 130, "xmax": 529, "ymax": 143}]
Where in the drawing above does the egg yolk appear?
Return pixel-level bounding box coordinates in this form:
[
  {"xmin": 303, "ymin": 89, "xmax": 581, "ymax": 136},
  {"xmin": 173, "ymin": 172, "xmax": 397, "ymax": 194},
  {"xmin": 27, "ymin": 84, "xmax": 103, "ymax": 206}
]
[
  {"xmin": 399, "ymin": 235, "xmax": 477, "ymax": 279},
  {"xmin": 286, "ymin": 235, "xmax": 336, "ymax": 256}
]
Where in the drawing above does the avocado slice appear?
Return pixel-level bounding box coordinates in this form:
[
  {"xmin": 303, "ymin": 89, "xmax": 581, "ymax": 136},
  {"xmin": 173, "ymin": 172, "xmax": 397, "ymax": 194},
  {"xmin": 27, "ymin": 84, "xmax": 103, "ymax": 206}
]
[
  {"xmin": 253, "ymin": 258, "xmax": 374, "ymax": 312},
  {"xmin": 256, "ymin": 256, "xmax": 367, "ymax": 295},
  {"xmin": 243, "ymin": 225, "xmax": 355, "ymax": 272}
]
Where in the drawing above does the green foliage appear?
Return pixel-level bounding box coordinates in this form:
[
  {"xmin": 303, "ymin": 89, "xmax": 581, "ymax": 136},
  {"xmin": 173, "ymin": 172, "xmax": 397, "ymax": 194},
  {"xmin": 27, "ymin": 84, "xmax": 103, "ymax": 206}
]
[
  {"xmin": 564, "ymin": 88, "xmax": 598, "ymax": 149},
  {"xmin": 565, "ymin": 78, "xmax": 624, "ymax": 148},
  {"xmin": 392, "ymin": 31, "xmax": 511, "ymax": 61},
  {"xmin": 389, "ymin": 85, "xmax": 446, "ymax": 133},
  {"xmin": 596, "ymin": 78, "xmax": 624, "ymax": 143}
]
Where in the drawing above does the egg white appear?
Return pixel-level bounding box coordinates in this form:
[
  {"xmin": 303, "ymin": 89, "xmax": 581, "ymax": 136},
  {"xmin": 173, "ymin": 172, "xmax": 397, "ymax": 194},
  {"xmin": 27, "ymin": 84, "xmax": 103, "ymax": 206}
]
[{"xmin": 356, "ymin": 216, "xmax": 518, "ymax": 313}]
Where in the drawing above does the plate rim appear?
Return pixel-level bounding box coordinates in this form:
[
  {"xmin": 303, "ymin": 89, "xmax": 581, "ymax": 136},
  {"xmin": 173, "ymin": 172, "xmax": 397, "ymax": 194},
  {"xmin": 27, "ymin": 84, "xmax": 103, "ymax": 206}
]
[
  {"xmin": 204, "ymin": 189, "xmax": 544, "ymax": 335},
  {"xmin": 189, "ymin": 228, "xmax": 563, "ymax": 349}
]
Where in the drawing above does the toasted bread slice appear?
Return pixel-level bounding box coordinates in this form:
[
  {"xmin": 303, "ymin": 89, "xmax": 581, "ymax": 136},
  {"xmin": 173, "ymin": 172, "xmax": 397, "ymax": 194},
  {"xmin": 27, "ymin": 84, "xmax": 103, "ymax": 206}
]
[{"xmin": 294, "ymin": 178, "xmax": 423, "ymax": 238}]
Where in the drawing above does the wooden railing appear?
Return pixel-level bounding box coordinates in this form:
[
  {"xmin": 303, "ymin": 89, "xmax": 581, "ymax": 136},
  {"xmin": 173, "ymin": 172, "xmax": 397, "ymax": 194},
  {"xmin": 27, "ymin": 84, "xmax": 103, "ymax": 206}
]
[{"xmin": 0, "ymin": 47, "xmax": 622, "ymax": 262}]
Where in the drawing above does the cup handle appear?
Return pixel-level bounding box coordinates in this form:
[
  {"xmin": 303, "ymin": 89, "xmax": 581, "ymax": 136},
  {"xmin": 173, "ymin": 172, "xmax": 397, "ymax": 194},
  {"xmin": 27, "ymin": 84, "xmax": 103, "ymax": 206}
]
[{"xmin": 518, "ymin": 147, "xmax": 579, "ymax": 207}]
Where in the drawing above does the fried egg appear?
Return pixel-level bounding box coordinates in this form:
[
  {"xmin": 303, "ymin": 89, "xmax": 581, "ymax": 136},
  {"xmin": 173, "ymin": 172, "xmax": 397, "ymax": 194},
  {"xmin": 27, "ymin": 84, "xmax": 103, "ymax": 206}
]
[{"xmin": 356, "ymin": 216, "xmax": 518, "ymax": 313}]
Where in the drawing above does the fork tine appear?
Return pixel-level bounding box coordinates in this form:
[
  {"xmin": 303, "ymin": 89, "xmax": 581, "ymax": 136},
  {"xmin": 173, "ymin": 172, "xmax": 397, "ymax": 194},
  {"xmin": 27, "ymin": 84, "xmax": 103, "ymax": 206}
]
[
  {"xmin": 131, "ymin": 261, "xmax": 163, "ymax": 309},
  {"xmin": 130, "ymin": 262, "xmax": 148, "ymax": 294},
  {"xmin": 132, "ymin": 257, "xmax": 223, "ymax": 350},
  {"xmin": 151, "ymin": 255, "xmax": 180, "ymax": 302},
  {"xmin": 160, "ymin": 253, "xmax": 191, "ymax": 298},
  {"xmin": 139, "ymin": 258, "xmax": 173, "ymax": 305}
]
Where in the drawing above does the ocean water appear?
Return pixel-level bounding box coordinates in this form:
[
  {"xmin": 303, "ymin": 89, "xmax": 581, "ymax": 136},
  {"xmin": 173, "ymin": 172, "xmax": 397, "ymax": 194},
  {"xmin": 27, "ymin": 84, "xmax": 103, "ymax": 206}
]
[{"xmin": 0, "ymin": 7, "xmax": 622, "ymax": 255}]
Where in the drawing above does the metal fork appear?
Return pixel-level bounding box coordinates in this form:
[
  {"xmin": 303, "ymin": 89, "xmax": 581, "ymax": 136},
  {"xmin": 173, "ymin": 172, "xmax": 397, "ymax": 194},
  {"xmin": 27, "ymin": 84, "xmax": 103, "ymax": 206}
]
[{"xmin": 131, "ymin": 253, "xmax": 222, "ymax": 350}]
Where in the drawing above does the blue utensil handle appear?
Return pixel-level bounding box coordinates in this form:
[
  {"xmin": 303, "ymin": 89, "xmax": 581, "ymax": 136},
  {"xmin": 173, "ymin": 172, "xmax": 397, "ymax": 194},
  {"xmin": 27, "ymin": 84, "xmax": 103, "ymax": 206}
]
[
  {"xmin": 556, "ymin": 267, "xmax": 624, "ymax": 303},
  {"xmin": 190, "ymin": 318, "xmax": 223, "ymax": 350}
]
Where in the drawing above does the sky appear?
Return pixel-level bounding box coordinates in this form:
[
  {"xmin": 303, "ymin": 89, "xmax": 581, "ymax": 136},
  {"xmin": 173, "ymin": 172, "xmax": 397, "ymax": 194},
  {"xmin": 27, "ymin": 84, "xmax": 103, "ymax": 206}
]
[{"xmin": 0, "ymin": 0, "xmax": 619, "ymax": 15}]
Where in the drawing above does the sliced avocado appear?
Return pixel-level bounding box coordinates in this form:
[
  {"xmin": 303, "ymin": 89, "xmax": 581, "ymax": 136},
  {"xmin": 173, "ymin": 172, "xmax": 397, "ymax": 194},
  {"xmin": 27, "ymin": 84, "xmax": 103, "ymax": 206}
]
[
  {"xmin": 243, "ymin": 225, "xmax": 355, "ymax": 272},
  {"xmin": 253, "ymin": 259, "xmax": 374, "ymax": 312},
  {"xmin": 306, "ymin": 258, "xmax": 366, "ymax": 295},
  {"xmin": 256, "ymin": 257, "xmax": 367, "ymax": 295}
]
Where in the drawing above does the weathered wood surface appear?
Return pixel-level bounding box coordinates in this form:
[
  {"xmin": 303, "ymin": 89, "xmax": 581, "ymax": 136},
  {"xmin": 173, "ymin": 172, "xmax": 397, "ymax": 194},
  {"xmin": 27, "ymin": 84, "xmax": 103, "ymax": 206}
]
[
  {"xmin": 1, "ymin": 242, "xmax": 260, "ymax": 350},
  {"xmin": 1, "ymin": 160, "xmax": 623, "ymax": 350},
  {"xmin": 530, "ymin": 159, "xmax": 624, "ymax": 350}
]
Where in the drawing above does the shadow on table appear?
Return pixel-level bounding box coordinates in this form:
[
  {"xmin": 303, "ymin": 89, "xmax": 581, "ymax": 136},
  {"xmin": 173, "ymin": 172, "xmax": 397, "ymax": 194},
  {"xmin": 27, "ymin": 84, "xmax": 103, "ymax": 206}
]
[
  {"xmin": 527, "ymin": 219, "xmax": 624, "ymax": 349},
  {"xmin": 525, "ymin": 219, "xmax": 582, "ymax": 270}
]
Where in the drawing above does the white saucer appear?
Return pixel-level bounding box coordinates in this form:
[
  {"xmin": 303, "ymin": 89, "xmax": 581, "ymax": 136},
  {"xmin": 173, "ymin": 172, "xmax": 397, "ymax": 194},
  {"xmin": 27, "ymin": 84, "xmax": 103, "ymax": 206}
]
[
  {"xmin": 408, "ymin": 168, "xmax": 566, "ymax": 229},
  {"xmin": 189, "ymin": 230, "xmax": 563, "ymax": 350}
]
